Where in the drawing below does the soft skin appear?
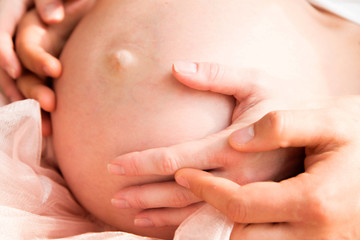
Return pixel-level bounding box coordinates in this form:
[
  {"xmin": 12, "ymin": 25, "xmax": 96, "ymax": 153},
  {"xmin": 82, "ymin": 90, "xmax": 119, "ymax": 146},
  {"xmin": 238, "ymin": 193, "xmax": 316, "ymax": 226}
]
[
  {"xmin": 50, "ymin": 0, "xmax": 360, "ymax": 239},
  {"xmin": 176, "ymin": 96, "xmax": 360, "ymax": 239},
  {"xmin": 0, "ymin": 0, "xmax": 82, "ymax": 101}
]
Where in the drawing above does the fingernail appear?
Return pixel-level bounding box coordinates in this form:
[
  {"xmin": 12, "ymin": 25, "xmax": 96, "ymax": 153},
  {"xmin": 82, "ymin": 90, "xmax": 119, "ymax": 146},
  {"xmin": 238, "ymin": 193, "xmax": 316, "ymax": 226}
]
[
  {"xmin": 107, "ymin": 164, "xmax": 125, "ymax": 175},
  {"xmin": 174, "ymin": 61, "xmax": 198, "ymax": 74},
  {"xmin": 134, "ymin": 218, "xmax": 154, "ymax": 227},
  {"xmin": 230, "ymin": 126, "xmax": 254, "ymax": 145},
  {"xmin": 176, "ymin": 176, "xmax": 190, "ymax": 189},
  {"xmin": 44, "ymin": 3, "xmax": 64, "ymax": 21},
  {"xmin": 111, "ymin": 199, "xmax": 130, "ymax": 208}
]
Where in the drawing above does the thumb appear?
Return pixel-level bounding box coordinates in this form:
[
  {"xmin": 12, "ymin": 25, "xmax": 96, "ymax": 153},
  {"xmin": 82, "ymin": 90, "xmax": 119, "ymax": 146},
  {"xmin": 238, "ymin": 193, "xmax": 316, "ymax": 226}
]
[
  {"xmin": 172, "ymin": 61, "xmax": 269, "ymax": 101},
  {"xmin": 229, "ymin": 108, "xmax": 341, "ymax": 152}
]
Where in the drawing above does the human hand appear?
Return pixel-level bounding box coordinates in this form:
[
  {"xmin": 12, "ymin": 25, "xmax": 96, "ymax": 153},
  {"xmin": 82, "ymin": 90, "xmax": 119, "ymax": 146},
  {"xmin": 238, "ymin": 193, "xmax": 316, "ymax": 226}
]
[
  {"xmin": 108, "ymin": 62, "xmax": 306, "ymax": 227},
  {"xmin": 0, "ymin": 0, "xmax": 74, "ymax": 101},
  {"xmin": 16, "ymin": 0, "xmax": 95, "ymax": 78},
  {"xmin": 14, "ymin": 0, "xmax": 95, "ymax": 135},
  {"xmin": 175, "ymin": 95, "xmax": 360, "ymax": 239}
]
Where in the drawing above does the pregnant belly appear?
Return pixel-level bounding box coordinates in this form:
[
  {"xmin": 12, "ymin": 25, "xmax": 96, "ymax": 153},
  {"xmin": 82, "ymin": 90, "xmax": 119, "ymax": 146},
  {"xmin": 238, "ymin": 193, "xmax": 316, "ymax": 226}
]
[{"xmin": 51, "ymin": 0, "xmax": 360, "ymax": 239}]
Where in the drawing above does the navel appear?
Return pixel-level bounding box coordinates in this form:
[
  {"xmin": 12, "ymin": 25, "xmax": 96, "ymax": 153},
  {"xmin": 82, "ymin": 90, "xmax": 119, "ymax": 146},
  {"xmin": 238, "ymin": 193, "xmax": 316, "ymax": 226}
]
[
  {"xmin": 108, "ymin": 49, "xmax": 136, "ymax": 71},
  {"xmin": 107, "ymin": 49, "xmax": 137, "ymax": 73}
]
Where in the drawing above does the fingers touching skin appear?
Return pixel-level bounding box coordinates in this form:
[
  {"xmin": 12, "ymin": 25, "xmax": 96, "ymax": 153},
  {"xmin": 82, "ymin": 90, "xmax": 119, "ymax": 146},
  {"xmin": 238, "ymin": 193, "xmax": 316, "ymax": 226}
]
[
  {"xmin": 108, "ymin": 62, "xmax": 291, "ymax": 177},
  {"xmin": 172, "ymin": 61, "xmax": 260, "ymax": 99},
  {"xmin": 16, "ymin": 0, "xmax": 96, "ymax": 77},
  {"xmin": 230, "ymin": 224, "xmax": 297, "ymax": 240},
  {"xmin": 111, "ymin": 180, "xmax": 202, "ymax": 227},
  {"xmin": 172, "ymin": 62, "xmax": 297, "ymax": 121},
  {"xmin": 0, "ymin": 0, "xmax": 30, "ymax": 79},
  {"xmin": 176, "ymin": 169, "xmax": 303, "ymax": 224},
  {"xmin": 229, "ymin": 109, "xmax": 340, "ymax": 152},
  {"xmin": 0, "ymin": 33, "xmax": 22, "ymax": 79},
  {"xmin": 16, "ymin": 73, "xmax": 55, "ymax": 112},
  {"xmin": 0, "ymin": 0, "xmax": 69, "ymax": 102},
  {"xmin": 35, "ymin": 0, "xmax": 66, "ymax": 24},
  {"xmin": 176, "ymin": 96, "xmax": 360, "ymax": 239},
  {"xmin": 16, "ymin": 7, "xmax": 73, "ymax": 78},
  {"xmin": 108, "ymin": 62, "xmax": 309, "ymax": 229},
  {"xmin": 134, "ymin": 203, "xmax": 204, "ymax": 228},
  {"xmin": 112, "ymin": 182, "xmax": 203, "ymax": 228},
  {"xmin": 111, "ymin": 181, "xmax": 203, "ymax": 228},
  {"xmin": 108, "ymin": 130, "xmax": 236, "ymax": 176},
  {"xmin": 0, "ymin": 69, "xmax": 23, "ymax": 102},
  {"xmin": 17, "ymin": 73, "xmax": 55, "ymax": 136},
  {"xmin": 112, "ymin": 181, "xmax": 200, "ymax": 210},
  {"xmin": 14, "ymin": 0, "xmax": 95, "ymax": 117}
]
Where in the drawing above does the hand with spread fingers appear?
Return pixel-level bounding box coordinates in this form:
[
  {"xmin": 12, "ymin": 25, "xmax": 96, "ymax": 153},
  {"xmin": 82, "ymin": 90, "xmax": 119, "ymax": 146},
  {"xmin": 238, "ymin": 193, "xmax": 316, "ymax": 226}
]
[
  {"xmin": 108, "ymin": 62, "xmax": 309, "ymax": 227},
  {"xmin": 175, "ymin": 95, "xmax": 360, "ymax": 239}
]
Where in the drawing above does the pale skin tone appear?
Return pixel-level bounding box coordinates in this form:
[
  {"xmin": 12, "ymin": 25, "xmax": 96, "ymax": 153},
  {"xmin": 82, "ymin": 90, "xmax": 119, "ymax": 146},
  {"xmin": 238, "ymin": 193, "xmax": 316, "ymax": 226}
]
[
  {"xmin": 15, "ymin": 0, "xmax": 96, "ymax": 136},
  {"xmin": 104, "ymin": 10, "xmax": 360, "ymax": 231},
  {"xmin": 10, "ymin": 0, "xmax": 360, "ymax": 239},
  {"xmin": 175, "ymin": 95, "xmax": 360, "ymax": 239},
  {"xmin": 0, "ymin": 0, "xmax": 86, "ymax": 102}
]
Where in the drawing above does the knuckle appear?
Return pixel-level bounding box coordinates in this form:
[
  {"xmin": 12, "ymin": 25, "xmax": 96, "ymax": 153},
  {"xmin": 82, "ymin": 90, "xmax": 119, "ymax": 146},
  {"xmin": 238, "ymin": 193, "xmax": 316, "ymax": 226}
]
[
  {"xmin": 208, "ymin": 63, "xmax": 225, "ymax": 88},
  {"xmin": 149, "ymin": 212, "xmax": 178, "ymax": 227},
  {"xmin": 226, "ymin": 195, "xmax": 247, "ymax": 223},
  {"xmin": 129, "ymin": 186, "xmax": 149, "ymax": 209},
  {"xmin": 128, "ymin": 152, "xmax": 142, "ymax": 175},
  {"xmin": 169, "ymin": 190, "xmax": 194, "ymax": 208},
  {"xmin": 245, "ymin": 68, "xmax": 266, "ymax": 84},
  {"xmin": 151, "ymin": 216, "xmax": 170, "ymax": 227},
  {"xmin": 240, "ymin": 68, "xmax": 268, "ymax": 95},
  {"xmin": 305, "ymin": 189, "xmax": 336, "ymax": 225},
  {"xmin": 320, "ymin": 108, "xmax": 352, "ymax": 143},
  {"xmin": 263, "ymin": 111, "xmax": 290, "ymax": 147},
  {"xmin": 159, "ymin": 149, "xmax": 180, "ymax": 174}
]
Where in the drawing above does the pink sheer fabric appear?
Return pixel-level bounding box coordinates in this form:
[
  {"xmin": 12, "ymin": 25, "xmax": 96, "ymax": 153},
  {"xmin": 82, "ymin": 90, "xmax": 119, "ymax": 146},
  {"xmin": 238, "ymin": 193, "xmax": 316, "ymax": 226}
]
[
  {"xmin": 0, "ymin": 98, "xmax": 232, "ymax": 240},
  {"xmin": 0, "ymin": 99, "xmax": 153, "ymax": 240}
]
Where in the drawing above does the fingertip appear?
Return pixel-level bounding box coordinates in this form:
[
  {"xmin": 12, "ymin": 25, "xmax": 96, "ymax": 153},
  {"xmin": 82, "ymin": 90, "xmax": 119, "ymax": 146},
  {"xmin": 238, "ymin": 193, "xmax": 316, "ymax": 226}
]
[
  {"xmin": 43, "ymin": 59, "xmax": 62, "ymax": 78},
  {"xmin": 20, "ymin": 74, "xmax": 56, "ymax": 112},
  {"xmin": 175, "ymin": 168, "xmax": 211, "ymax": 188},
  {"xmin": 107, "ymin": 163, "xmax": 126, "ymax": 175},
  {"xmin": 228, "ymin": 126, "xmax": 255, "ymax": 150},
  {"xmin": 174, "ymin": 168, "xmax": 190, "ymax": 179},
  {"xmin": 134, "ymin": 218, "xmax": 155, "ymax": 228},
  {"xmin": 172, "ymin": 61, "xmax": 207, "ymax": 91},
  {"xmin": 173, "ymin": 61, "xmax": 198, "ymax": 75},
  {"xmin": 175, "ymin": 175, "xmax": 190, "ymax": 189},
  {"xmin": 5, "ymin": 65, "xmax": 22, "ymax": 79},
  {"xmin": 0, "ymin": 35, "xmax": 21, "ymax": 77},
  {"xmin": 0, "ymin": 54, "xmax": 22, "ymax": 79},
  {"xmin": 25, "ymin": 48, "xmax": 62, "ymax": 78},
  {"xmin": 39, "ymin": 2, "xmax": 65, "ymax": 24},
  {"xmin": 38, "ymin": 87, "xmax": 56, "ymax": 112}
]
